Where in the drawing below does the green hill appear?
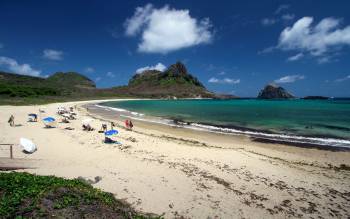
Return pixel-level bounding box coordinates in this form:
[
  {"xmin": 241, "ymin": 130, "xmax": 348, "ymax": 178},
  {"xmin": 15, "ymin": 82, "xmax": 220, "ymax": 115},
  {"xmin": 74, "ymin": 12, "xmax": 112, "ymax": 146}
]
[
  {"xmin": 0, "ymin": 62, "xmax": 233, "ymax": 104},
  {"xmin": 125, "ymin": 62, "xmax": 214, "ymax": 98}
]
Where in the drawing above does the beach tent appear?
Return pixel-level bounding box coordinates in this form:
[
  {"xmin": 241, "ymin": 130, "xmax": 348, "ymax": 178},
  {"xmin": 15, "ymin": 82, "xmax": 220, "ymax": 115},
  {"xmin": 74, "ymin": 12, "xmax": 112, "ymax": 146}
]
[
  {"xmin": 104, "ymin": 129, "xmax": 119, "ymax": 144},
  {"xmin": 28, "ymin": 113, "xmax": 37, "ymax": 121},
  {"xmin": 105, "ymin": 129, "xmax": 118, "ymax": 136},
  {"xmin": 43, "ymin": 117, "xmax": 55, "ymax": 122},
  {"xmin": 20, "ymin": 138, "xmax": 37, "ymax": 153},
  {"xmin": 43, "ymin": 117, "xmax": 56, "ymax": 127}
]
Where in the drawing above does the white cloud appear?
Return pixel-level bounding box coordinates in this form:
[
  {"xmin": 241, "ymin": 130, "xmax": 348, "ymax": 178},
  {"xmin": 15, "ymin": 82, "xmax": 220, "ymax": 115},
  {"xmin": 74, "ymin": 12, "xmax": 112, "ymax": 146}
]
[
  {"xmin": 106, "ymin": 71, "xmax": 115, "ymax": 78},
  {"xmin": 335, "ymin": 75, "xmax": 350, "ymax": 82},
  {"xmin": 208, "ymin": 77, "xmax": 240, "ymax": 84},
  {"xmin": 95, "ymin": 77, "xmax": 101, "ymax": 82},
  {"xmin": 0, "ymin": 56, "xmax": 41, "ymax": 76},
  {"xmin": 85, "ymin": 67, "xmax": 95, "ymax": 73},
  {"xmin": 275, "ymin": 4, "xmax": 290, "ymax": 14},
  {"xmin": 281, "ymin": 14, "xmax": 295, "ymax": 21},
  {"xmin": 287, "ymin": 53, "xmax": 304, "ymax": 61},
  {"xmin": 274, "ymin": 75, "xmax": 305, "ymax": 83},
  {"xmin": 43, "ymin": 49, "xmax": 63, "ymax": 61},
  {"xmin": 124, "ymin": 4, "xmax": 153, "ymax": 36},
  {"xmin": 136, "ymin": 62, "xmax": 166, "ymax": 73},
  {"xmin": 278, "ymin": 17, "xmax": 350, "ymax": 57},
  {"xmin": 218, "ymin": 71, "xmax": 226, "ymax": 75},
  {"xmin": 258, "ymin": 46, "xmax": 276, "ymax": 54},
  {"xmin": 124, "ymin": 4, "xmax": 213, "ymax": 53},
  {"xmin": 261, "ymin": 18, "xmax": 277, "ymax": 26}
]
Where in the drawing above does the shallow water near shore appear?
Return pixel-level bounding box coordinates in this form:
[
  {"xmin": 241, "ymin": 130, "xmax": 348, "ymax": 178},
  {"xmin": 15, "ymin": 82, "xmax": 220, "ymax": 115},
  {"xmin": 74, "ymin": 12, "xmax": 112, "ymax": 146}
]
[{"xmin": 99, "ymin": 99, "xmax": 350, "ymax": 148}]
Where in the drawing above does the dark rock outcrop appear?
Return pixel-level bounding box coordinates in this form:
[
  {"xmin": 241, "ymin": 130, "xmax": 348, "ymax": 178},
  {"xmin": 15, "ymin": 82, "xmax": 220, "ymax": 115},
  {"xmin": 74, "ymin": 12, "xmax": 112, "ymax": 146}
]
[
  {"xmin": 302, "ymin": 96, "xmax": 329, "ymax": 100},
  {"xmin": 257, "ymin": 84, "xmax": 294, "ymax": 99}
]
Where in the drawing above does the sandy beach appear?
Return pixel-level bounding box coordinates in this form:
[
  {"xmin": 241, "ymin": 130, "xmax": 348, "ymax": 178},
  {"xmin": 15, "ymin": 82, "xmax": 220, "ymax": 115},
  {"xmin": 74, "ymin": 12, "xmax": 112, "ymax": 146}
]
[{"xmin": 1, "ymin": 99, "xmax": 350, "ymax": 218}]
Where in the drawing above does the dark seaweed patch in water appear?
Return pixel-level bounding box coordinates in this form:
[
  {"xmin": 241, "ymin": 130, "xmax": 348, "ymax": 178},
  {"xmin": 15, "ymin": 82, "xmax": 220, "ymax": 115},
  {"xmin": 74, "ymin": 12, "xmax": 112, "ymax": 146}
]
[
  {"xmin": 313, "ymin": 124, "xmax": 350, "ymax": 132},
  {"xmin": 251, "ymin": 137, "xmax": 350, "ymax": 152}
]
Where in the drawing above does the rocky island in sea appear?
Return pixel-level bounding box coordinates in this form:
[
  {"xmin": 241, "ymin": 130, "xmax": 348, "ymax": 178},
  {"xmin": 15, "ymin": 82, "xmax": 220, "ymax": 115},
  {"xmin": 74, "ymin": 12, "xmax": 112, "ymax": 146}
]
[{"xmin": 257, "ymin": 84, "xmax": 295, "ymax": 99}]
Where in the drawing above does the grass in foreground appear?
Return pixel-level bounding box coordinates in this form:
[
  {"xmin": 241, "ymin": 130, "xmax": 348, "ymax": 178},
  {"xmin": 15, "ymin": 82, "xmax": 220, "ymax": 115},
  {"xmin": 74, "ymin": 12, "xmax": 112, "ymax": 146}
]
[{"xmin": 0, "ymin": 172, "xmax": 159, "ymax": 219}]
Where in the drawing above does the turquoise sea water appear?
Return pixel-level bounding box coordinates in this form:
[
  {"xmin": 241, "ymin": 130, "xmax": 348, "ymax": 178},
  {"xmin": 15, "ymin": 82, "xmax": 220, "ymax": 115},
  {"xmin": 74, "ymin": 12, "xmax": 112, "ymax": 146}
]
[{"xmin": 100, "ymin": 99, "xmax": 350, "ymax": 148}]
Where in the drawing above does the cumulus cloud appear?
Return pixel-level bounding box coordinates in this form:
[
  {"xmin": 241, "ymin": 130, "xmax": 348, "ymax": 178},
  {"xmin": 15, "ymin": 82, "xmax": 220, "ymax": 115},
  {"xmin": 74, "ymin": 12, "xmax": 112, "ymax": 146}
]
[
  {"xmin": 274, "ymin": 75, "xmax": 305, "ymax": 83},
  {"xmin": 106, "ymin": 71, "xmax": 115, "ymax": 78},
  {"xmin": 85, "ymin": 67, "xmax": 95, "ymax": 73},
  {"xmin": 208, "ymin": 77, "xmax": 240, "ymax": 84},
  {"xmin": 261, "ymin": 18, "xmax": 277, "ymax": 26},
  {"xmin": 136, "ymin": 62, "xmax": 166, "ymax": 73},
  {"xmin": 281, "ymin": 14, "xmax": 295, "ymax": 21},
  {"xmin": 0, "ymin": 56, "xmax": 41, "ymax": 76},
  {"xmin": 278, "ymin": 17, "xmax": 350, "ymax": 57},
  {"xmin": 335, "ymin": 75, "xmax": 350, "ymax": 82},
  {"xmin": 275, "ymin": 4, "xmax": 290, "ymax": 14},
  {"xmin": 43, "ymin": 49, "xmax": 63, "ymax": 60},
  {"xmin": 124, "ymin": 4, "xmax": 213, "ymax": 53},
  {"xmin": 287, "ymin": 53, "xmax": 304, "ymax": 62},
  {"xmin": 95, "ymin": 77, "xmax": 101, "ymax": 82}
]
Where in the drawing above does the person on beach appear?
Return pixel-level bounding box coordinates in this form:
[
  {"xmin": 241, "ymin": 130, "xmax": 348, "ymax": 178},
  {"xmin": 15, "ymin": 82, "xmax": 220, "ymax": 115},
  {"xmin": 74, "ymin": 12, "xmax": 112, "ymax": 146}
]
[
  {"xmin": 129, "ymin": 120, "xmax": 133, "ymax": 130},
  {"xmin": 111, "ymin": 122, "xmax": 115, "ymax": 130},
  {"xmin": 8, "ymin": 115, "xmax": 14, "ymax": 127},
  {"xmin": 125, "ymin": 119, "xmax": 129, "ymax": 129},
  {"xmin": 100, "ymin": 124, "xmax": 107, "ymax": 132}
]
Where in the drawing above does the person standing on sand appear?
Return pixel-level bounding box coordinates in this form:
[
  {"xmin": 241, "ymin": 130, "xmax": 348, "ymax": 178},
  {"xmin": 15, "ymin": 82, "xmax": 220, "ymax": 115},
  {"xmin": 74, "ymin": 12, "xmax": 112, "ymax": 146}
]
[
  {"xmin": 129, "ymin": 120, "xmax": 133, "ymax": 131},
  {"xmin": 8, "ymin": 115, "xmax": 14, "ymax": 127},
  {"xmin": 125, "ymin": 119, "xmax": 129, "ymax": 129},
  {"xmin": 111, "ymin": 122, "xmax": 115, "ymax": 130}
]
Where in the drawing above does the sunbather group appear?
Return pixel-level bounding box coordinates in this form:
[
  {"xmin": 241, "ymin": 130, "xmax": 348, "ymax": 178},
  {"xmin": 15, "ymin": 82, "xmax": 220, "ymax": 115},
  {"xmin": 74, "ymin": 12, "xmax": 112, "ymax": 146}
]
[{"xmin": 7, "ymin": 105, "xmax": 134, "ymax": 145}]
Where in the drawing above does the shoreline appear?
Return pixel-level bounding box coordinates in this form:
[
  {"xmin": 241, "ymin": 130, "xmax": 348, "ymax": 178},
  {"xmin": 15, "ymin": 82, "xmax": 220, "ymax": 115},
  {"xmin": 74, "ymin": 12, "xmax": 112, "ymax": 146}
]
[
  {"xmin": 1, "ymin": 99, "xmax": 350, "ymax": 218},
  {"xmin": 94, "ymin": 101, "xmax": 350, "ymax": 150}
]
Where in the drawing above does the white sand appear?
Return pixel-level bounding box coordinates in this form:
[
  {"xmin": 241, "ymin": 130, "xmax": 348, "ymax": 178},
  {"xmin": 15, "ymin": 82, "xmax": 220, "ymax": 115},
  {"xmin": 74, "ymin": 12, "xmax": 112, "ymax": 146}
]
[{"xmin": 1, "ymin": 99, "xmax": 350, "ymax": 218}]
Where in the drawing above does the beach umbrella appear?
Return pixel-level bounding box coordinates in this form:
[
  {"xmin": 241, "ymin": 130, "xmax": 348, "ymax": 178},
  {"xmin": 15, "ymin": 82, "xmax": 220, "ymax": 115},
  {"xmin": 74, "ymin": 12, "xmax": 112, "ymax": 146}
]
[
  {"xmin": 28, "ymin": 113, "xmax": 37, "ymax": 117},
  {"xmin": 82, "ymin": 118, "xmax": 94, "ymax": 125},
  {"xmin": 20, "ymin": 138, "xmax": 37, "ymax": 153},
  {"xmin": 105, "ymin": 129, "xmax": 118, "ymax": 136},
  {"xmin": 43, "ymin": 117, "xmax": 55, "ymax": 122}
]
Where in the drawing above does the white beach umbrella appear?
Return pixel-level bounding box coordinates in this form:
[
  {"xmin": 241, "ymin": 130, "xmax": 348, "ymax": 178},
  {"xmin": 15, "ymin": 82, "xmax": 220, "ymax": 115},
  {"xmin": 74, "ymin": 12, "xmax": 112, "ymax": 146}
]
[
  {"xmin": 82, "ymin": 118, "xmax": 94, "ymax": 125},
  {"xmin": 20, "ymin": 138, "xmax": 37, "ymax": 153}
]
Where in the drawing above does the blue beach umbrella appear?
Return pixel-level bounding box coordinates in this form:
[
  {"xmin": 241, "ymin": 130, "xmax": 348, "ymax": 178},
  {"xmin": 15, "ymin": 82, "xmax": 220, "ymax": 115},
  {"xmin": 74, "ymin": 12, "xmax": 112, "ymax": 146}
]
[
  {"xmin": 28, "ymin": 113, "xmax": 37, "ymax": 117},
  {"xmin": 43, "ymin": 117, "xmax": 55, "ymax": 122},
  {"xmin": 104, "ymin": 130, "xmax": 118, "ymax": 136}
]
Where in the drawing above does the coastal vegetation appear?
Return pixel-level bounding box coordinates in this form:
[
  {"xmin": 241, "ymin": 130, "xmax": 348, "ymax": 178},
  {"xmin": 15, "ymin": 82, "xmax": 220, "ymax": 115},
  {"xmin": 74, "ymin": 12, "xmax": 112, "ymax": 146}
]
[
  {"xmin": 0, "ymin": 172, "xmax": 158, "ymax": 218},
  {"xmin": 0, "ymin": 62, "xmax": 217, "ymax": 105}
]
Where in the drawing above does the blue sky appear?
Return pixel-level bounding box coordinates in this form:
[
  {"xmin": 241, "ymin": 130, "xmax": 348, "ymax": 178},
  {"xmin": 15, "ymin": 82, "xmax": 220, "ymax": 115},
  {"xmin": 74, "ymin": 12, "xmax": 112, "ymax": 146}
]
[{"xmin": 1, "ymin": 0, "xmax": 350, "ymax": 97}]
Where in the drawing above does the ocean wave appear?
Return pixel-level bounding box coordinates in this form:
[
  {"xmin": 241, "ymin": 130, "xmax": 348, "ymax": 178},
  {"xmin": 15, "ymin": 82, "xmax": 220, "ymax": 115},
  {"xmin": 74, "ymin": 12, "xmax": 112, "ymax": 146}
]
[{"xmin": 96, "ymin": 104, "xmax": 350, "ymax": 149}]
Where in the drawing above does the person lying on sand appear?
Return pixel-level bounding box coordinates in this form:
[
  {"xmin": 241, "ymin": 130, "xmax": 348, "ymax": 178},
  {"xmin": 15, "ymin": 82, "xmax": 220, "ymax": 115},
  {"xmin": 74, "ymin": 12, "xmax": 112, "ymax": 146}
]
[
  {"xmin": 82, "ymin": 124, "xmax": 94, "ymax": 131},
  {"xmin": 104, "ymin": 136, "xmax": 115, "ymax": 143},
  {"xmin": 61, "ymin": 117, "xmax": 69, "ymax": 123}
]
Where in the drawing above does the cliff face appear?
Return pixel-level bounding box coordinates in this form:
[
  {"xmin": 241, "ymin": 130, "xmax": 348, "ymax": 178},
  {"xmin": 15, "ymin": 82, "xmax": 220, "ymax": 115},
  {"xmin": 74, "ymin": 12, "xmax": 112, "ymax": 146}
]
[{"xmin": 257, "ymin": 84, "xmax": 295, "ymax": 99}]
